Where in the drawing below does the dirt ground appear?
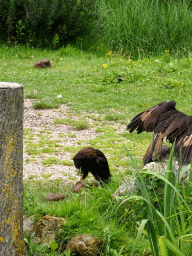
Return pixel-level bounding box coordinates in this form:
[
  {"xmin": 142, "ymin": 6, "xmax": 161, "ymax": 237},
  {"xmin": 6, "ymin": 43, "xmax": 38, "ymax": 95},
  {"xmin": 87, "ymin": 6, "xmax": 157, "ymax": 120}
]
[{"xmin": 23, "ymin": 99, "xmax": 100, "ymax": 184}]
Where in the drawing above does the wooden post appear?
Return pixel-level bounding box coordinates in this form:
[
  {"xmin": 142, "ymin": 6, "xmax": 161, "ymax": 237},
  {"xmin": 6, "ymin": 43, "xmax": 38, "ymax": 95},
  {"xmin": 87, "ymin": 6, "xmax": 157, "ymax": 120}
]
[{"xmin": 0, "ymin": 82, "xmax": 25, "ymax": 255}]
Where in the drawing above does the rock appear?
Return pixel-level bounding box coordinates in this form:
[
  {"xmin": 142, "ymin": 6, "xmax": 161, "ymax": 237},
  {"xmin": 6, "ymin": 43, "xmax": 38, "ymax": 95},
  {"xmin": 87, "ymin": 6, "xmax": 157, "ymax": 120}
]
[
  {"xmin": 113, "ymin": 145, "xmax": 191, "ymax": 200},
  {"xmin": 112, "ymin": 176, "xmax": 138, "ymax": 201},
  {"xmin": 31, "ymin": 215, "xmax": 65, "ymax": 245},
  {"xmin": 143, "ymin": 160, "xmax": 190, "ymax": 182},
  {"xmin": 66, "ymin": 234, "xmax": 102, "ymax": 256},
  {"xmin": 71, "ymin": 180, "xmax": 87, "ymax": 192},
  {"xmin": 34, "ymin": 59, "xmax": 51, "ymax": 68},
  {"xmin": 45, "ymin": 193, "xmax": 68, "ymax": 201},
  {"xmin": 142, "ymin": 145, "xmax": 190, "ymax": 181},
  {"xmin": 23, "ymin": 217, "xmax": 35, "ymax": 236}
]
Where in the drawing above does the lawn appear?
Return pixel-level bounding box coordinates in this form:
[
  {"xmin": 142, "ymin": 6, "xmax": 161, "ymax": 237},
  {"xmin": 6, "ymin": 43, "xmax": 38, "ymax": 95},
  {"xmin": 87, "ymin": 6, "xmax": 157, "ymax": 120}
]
[{"xmin": 1, "ymin": 44, "xmax": 192, "ymax": 255}]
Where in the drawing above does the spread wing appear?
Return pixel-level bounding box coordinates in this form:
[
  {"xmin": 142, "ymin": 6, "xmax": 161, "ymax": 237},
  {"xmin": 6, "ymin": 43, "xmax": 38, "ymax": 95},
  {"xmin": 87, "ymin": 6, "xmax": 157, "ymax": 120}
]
[
  {"xmin": 127, "ymin": 100, "xmax": 176, "ymax": 133},
  {"xmin": 127, "ymin": 100, "xmax": 192, "ymax": 164}
]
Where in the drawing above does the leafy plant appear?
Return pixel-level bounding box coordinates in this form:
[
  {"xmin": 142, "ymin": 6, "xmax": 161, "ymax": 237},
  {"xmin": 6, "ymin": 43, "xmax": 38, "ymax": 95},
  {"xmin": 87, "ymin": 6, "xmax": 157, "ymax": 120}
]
[
  {"xmin": 123, "ymin": 144, "xmax": 192, "ymax": 255},
  {"xmin": 0, "ymin": 0, "xmax": 102, "ymax": 48},
  {"xmin": 16, "ymin": 19, "xmax": 25, "ymax": 42},
  {"xmin": 52, "ymin": 34, "xmax": 60, "ymax": 49},
  {"xmin": 24, "ymin": 232, "xmax": 48, "ymax": 255}
]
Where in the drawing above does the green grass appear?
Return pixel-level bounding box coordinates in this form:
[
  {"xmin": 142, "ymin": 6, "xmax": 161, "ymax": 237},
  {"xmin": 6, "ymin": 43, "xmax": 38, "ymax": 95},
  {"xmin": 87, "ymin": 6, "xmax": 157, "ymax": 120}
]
[
  {"xmin": 1, "ymin": 44, "xmax": 192, "ymax": 255},
  {"xmin": 96, "ymin": 0, "xmax": 192, "ymax": 57},
  {"xmin": 124, "ymin": 145, "xmax": 192, "ymax": 255},
  {"xmin": 54, "ymin": 118, "xmax": 89, "ymax": 130}
]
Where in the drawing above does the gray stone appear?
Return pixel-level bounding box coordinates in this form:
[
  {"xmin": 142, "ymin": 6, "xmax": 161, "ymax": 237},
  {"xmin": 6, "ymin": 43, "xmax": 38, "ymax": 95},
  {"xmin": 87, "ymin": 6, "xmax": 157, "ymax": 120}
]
[
  {"xmin": 113, "ymin": 145, "xmax": 191, "ymax": 200},
  {"xmin": 113, "ymin": 176, "xmax": 138, "ymax": 201},
  {"xmin": 23, "ymin": 217, "xmax": 34, "ymax": 237}
]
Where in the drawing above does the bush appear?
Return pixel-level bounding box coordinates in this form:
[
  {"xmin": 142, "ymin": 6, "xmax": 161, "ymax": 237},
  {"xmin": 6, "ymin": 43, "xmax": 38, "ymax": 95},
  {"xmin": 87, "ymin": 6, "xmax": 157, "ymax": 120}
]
[{"xmin": 0, "ymin": 0, "xmax": 102, "ymax": 48}]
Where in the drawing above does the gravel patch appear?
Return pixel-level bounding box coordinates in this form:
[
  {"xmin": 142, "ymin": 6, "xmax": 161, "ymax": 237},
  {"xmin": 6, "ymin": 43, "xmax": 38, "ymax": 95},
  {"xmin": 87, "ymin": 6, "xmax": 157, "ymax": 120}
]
[{"xmin": 23, "ymin": 99, "xmax": 100, "ymax": 183}]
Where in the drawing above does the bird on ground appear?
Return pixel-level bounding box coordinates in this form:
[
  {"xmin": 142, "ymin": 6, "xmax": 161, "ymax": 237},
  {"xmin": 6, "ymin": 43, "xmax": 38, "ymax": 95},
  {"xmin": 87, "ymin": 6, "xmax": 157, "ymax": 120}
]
[
  {"xmin": 73, "ymin": 147, "xmax": 111, "ymax": 183},
  {"xmin": 127, "ymin": 100, "xmax": 192, "ymax": 165}
]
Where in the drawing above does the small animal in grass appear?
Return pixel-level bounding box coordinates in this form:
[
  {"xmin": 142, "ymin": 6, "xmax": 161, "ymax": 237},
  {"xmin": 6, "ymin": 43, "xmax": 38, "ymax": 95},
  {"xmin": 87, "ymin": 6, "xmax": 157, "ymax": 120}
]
[
  {"xmin": 127, "ymin": 100, "xmax": 192, "ymax": 165},
  {"xmin": 73, "ymin": 147, "xmax": 111, "ymax": 184}
]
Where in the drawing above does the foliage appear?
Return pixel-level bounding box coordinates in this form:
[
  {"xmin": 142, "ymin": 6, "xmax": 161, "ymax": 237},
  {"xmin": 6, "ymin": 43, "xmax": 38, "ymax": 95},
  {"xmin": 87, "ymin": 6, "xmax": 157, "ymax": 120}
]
[
  {"xmin": 123, "ymin": 144, "xmax": 192, "ymax": 255},
  {"xmin": 0, "ymin": 0, "xmax": 101, "ymax": 48},
  {"xmin": 2, "ymin": 0, "xmax": 192, "ymax": 55},
  {"xmin": 24, "ymin": 232, "xmax": 71, "ymax": 255}
]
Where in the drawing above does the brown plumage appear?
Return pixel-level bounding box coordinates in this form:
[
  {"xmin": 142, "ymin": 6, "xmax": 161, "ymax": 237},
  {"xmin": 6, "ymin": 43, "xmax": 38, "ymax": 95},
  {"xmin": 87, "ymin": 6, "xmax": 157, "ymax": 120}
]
[
  {"xmin": 127, "ymin": 100, "xmax": 192, "ymax": 165},
  {"xmin": 73, "ymin": 147, "xmax": 111, "ymax": 183}
]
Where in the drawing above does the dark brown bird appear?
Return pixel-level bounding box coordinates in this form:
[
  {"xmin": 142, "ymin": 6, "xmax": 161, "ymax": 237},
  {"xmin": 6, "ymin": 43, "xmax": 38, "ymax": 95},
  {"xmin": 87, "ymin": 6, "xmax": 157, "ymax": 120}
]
[
  {"xmin": 127, "ymin": 100, "xmax": 192, "ymax": 165},
  {"xmin": 73, "ymin": 147, "xmax": 111, "ymax": 183}
]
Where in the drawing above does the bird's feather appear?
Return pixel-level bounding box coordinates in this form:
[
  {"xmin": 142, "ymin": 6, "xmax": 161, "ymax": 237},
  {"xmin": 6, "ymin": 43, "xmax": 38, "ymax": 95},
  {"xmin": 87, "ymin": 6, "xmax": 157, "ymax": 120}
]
[{"xmin": 127, "ymin": 101, "xmax": 192, "ymax": 164}]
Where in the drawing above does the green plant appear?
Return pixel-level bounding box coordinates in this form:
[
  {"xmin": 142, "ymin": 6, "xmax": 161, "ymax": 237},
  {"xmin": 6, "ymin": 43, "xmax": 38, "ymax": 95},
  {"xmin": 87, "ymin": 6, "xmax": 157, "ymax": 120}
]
[
  {"xmin": 97, "ymin": 0, "xmax": 192, "ymax": 57},
  {"xmin": 24, "ymin": 232, "xmax": 48, "ymax": 255},
  {"xmin": 52, "ymin": 34, "xmax": 60, "ymax": 49},
  {"xmin": 122, "ymin": 144, "xmax": 192, "ymax": 255},
  {"xmin": 109, "ymin": 245, "xmax": 128, "ymax": 256},
  {"xmin": 16, "ymin": 19, "xmax": 25, "ymax": 42},
  {"xmin": 0, "ymin": 0, "xmax": 102, "ymax": 48},
  {"xmin": 2, "ymin": 44, "xmax": 192, "ymax": 255}
]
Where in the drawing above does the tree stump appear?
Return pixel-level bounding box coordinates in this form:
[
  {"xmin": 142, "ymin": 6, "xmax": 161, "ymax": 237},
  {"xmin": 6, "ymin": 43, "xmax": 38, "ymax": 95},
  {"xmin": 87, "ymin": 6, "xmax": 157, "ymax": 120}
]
[{"xmin": 0, "ymin": 82, "xmax": 25, "ymax": 255}]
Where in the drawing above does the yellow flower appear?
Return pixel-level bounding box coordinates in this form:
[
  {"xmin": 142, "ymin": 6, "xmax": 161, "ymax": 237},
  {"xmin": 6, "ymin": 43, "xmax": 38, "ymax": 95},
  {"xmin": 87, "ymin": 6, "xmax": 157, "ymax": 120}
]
[
  {"xmin": 170, "ymin": 69, "xmax": 173, "ymax": 72},
  {"xmin": 60, "ymin": 58, "xmax": 63, "ymax": 60},
  {"xmin": 129, "ymin": 65, "xmax": 132, "ymax": 68},
  {"xmin": 103, "ymin": 64, "xmax": 108, "ymax": 69},
  {"xmin": 101, "ymin": 43, "xmax": 103, "ymax": 47},
  {"xmin": 107, "ymin": 51, "xmax": 112, "ymax": 57}
]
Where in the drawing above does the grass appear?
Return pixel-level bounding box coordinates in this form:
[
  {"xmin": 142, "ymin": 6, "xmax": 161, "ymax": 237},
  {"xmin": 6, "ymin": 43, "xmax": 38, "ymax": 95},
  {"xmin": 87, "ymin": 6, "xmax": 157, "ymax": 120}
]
[
  {"xmin": 1, "ymin": 43, "xmax": 192, "ymax": 254},
  {"xmin": 96, "ymin": 0, "xmax": 192, "ymax": 57},
  {"xmin": 54, "ymin": 118, "xmax": 89, "ymax": 130},
  {"xmin": 124, "ymin": 145, "xmax": 192, "ymax": 255}
]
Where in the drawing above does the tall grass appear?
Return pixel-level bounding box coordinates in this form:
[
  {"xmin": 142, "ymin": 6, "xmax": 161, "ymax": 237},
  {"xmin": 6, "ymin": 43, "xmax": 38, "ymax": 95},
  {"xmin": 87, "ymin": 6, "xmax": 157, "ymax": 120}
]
[
  {"xmin": 122, "ymin": 143, "xmax": 192, "ymax": 255},
  {"xmin": 97, "ymin": 0, "xmax": 192, "ymax": 57}
]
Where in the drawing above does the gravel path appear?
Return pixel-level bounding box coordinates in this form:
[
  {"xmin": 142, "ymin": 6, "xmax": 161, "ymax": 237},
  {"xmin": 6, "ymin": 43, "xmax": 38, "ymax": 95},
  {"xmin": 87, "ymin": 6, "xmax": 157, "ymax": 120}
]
[{"xmin": 23, "ymin": 99, "xmax": 99, "ymax": 183}]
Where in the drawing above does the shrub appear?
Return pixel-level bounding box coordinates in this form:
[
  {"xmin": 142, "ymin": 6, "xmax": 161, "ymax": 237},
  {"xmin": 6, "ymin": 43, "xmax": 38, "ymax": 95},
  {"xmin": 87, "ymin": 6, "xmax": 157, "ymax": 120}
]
[{"xmin": 0, "ymin": 0, "xmax": 102, "ymax": 48}]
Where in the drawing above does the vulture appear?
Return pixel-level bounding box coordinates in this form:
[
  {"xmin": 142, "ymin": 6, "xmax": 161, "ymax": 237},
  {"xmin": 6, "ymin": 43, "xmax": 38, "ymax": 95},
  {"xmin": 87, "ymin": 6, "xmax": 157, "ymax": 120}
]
[
  {"xmin": 73, "ymin": 147, "xmax": 111, "ymax": 183},
  {"xmin": 127, "ymin": 100, "xmax": 192, "ymax": 165}
]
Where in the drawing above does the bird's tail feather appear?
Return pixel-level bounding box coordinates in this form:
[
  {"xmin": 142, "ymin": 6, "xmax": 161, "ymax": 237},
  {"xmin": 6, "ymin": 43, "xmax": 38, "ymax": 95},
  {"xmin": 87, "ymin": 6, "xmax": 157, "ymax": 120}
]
[
  {"xmin": 177, "ymin": 135, "xmax": 192, "ymax": 164},
  {"xmin": 143, "ymin": 140, "xmax": 154, "ymax": 165},
  {"xmin": 143, "ymin": 133, "xmax": 163, "ymax": 165}
]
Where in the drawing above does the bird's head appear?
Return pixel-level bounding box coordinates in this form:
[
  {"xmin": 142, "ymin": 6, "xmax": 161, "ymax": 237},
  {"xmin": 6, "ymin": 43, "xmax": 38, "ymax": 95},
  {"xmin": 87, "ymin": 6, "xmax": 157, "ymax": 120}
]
[{"xmin": 73, "ymin": 157, "xmax": 82, "ymax": 169}]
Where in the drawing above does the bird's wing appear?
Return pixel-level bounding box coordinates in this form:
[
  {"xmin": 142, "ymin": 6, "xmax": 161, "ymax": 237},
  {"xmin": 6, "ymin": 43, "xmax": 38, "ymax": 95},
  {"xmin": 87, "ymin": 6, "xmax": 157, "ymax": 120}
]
[
  {"xmin": 164, "ymin": 113, "xmax": 188, "ymax": 142},
  {"xmin": 175, "ymin": 124, "xmax": 192, "ymax": 164},
  {"xmin": 127, "ymin": 100, "xmax": 176, "ymax": 133}
]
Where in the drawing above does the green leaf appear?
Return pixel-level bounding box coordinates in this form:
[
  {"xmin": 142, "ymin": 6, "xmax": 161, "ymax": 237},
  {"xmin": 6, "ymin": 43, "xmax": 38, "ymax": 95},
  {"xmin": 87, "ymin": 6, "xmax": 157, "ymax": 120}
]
[{"xmin": 50, "ymin": 239, "xmax": 58, "ymax": 251}]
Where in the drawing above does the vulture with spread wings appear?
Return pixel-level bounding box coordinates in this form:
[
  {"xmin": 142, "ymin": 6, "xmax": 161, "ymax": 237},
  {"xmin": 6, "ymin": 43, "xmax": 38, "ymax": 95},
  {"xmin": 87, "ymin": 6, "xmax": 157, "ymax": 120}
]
[{"xmin": 127, "ymin": 100, "xmax": 192, "ymax": 165}]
